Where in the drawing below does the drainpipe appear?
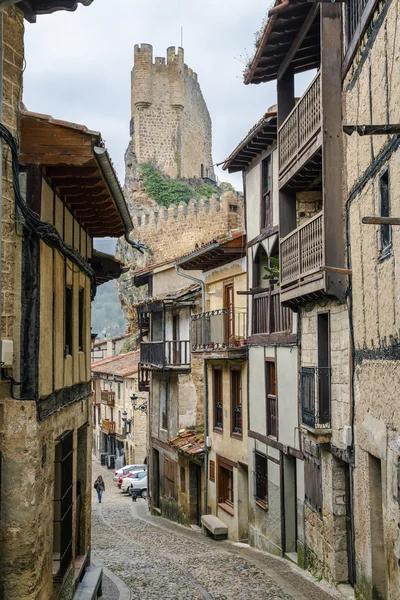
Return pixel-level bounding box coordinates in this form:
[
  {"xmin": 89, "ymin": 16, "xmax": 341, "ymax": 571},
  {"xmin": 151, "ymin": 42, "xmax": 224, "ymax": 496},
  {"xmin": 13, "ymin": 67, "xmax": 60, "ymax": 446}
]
[
  {"xmin": 0, "ymin": 11, "xmax": 3, "ymax": 367},
  {"xmin": 175, "ymin": 264, "xmax": 208, "ymax": 514}
]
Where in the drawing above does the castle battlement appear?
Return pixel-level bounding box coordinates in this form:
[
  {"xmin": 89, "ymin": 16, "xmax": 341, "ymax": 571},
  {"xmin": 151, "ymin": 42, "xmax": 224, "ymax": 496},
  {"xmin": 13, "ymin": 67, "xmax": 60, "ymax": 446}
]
[
  {"xmin": 129, "ymin": 192, "xmax": 243, "ymax": 265},
  {"xmin": 132, "ymin": 192, "xmax": 242, "ymax": 233}
]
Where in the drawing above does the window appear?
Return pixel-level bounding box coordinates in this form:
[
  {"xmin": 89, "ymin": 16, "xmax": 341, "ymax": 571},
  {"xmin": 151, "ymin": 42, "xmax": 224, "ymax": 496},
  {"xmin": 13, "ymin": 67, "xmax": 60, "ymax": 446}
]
[
  {"xmin": 254, "ymin": 451, "xmax": 268, "ymax": 508},
  {"xmin": 53, "ymin": 430, "xmax": 73, "ymax": 580},
  {"xmin": 261, "ymin": 156, "xmax": 272, "ymax": 230},
  {"xmin": 218, "ymin": 458, "xmax": 234, "ymax": 511},
  {"xmin": 304, "ymin": 452, "xmax": 323, "ymax": 518},
  {"xmin": 231, "ymin": 368, "xmax": 242, "ymax": 436},
  {"xmin": 224, "ymin": 282, "xmax": 235, "ymax": 340},
  {"xmin": 78, "ymin": 288, "xmax": 84, "ymax": 352},
  {"xmin": 209, "ymin": 459, "xmax": 215, "ymax": 482},
  {"xmin": 164, "ymin": 457, "xmax": 175, "ymax": 499},
  {"xmin": 160, "ymin": 381, "xmax": 168, "ymax": 431},
  {"xmin": 65, "ymin": 286, "xmax": 73, "ymax": 356},
  {"xmin": 266, "ymin": 361, "xmax": 277, "ymax": 438},
  {"xmin": 118, "ymin": 411, "xmax": 121, "ymax": 430},
  {"xmin": 180, "ymin": 466, "xmax": 186, "ymax": 493},
  {"xmin": 380, "ymin": 168, "xmax": 391, "ymax": 255},
  {"xmin": 317, "ymin": 312, "xmax": 331, "ymax": 426},
  {"xmin": 213, "ymin": 367, "xmax": 223, "ymax": 431}
]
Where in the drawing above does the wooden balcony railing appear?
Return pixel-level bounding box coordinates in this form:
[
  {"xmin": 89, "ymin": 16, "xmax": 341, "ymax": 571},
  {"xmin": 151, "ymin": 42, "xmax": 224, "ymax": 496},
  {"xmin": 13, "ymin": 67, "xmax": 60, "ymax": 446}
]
[
  {"xmin": 191, "ymin": 308, "xmax": 247, "ymax": 351},
  {"xmin": 101, "ymin": 390, "xmax": 115, "ymax": 407},
  {"xmin": 252, "ymin": 289, "xmax": 293, "ymax": 335},
  {"xmin": 280, "ymin": 212, "xmax": 324, "ymax": 287},
  {"xmin": 138, "ymin": 364, "xmax": 150, "ymax": 392},
  {"xmin": 278, "ymin": 72, "xmax": 321, "ymax": 174},
  {"xmin": 140, "ymin": 340, "xmax": 190, "ymax": 369},
  {"xmin": 102, "ymin": 419, "xmax": 116, "ymax": 435},
  {"xmin": 300, "ymin": 367, "xmax": 331, "ymax": 430}
]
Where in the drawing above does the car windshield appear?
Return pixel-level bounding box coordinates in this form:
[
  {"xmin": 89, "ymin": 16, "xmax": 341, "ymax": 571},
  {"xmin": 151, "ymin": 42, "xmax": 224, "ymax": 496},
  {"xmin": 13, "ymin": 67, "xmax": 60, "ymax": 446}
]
[{"xmin": 131, "ymin": 472, "xmax": 145, "ymax": 479}]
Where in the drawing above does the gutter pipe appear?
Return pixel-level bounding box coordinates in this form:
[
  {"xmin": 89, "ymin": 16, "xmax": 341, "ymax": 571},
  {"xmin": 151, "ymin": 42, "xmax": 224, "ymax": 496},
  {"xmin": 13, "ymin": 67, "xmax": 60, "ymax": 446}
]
[
  {"xmin": 0, "ymin": 12, "xmax": 3, "ymax": 367},
  {"xmin": 174, "ymin": 262, "xmax": 208, "ymax": 514},
  {"xmin": 94, "ymin": 147, "xmax": 147, "ymax": 253}
]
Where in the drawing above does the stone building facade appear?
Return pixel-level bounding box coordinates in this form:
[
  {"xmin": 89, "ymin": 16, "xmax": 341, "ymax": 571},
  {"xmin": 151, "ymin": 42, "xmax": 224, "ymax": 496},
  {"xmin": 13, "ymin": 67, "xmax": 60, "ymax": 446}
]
[
  {"xmin": 243, "ymin": 0, "xmax": 354, "ymax": 590},
  {"xmin": 91, "ymin": 351, "xmax": 148, "ymax": 466},
  {"xmin": 0, "ymin": 4, "xmax": 133, "ymax": 599},
  {"xmin": 131, "ymin": 44, "xmax": 214, "ymax": 180},
  {"xmin": 343, "ymin": 0, "xmax": 400, "ymax": 596}
]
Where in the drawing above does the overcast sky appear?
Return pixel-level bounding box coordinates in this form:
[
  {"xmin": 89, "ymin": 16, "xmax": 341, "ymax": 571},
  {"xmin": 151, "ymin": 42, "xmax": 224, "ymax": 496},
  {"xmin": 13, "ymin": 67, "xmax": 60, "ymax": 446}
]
[{"xmin": 23, "ymin": 0, "xmax": 311, "ymax": 192}]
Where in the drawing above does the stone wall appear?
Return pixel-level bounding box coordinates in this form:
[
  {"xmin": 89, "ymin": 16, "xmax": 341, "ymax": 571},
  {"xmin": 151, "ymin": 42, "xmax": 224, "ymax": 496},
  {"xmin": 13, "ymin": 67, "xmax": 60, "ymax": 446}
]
[
  {"xmin": 296, "ymin": 191, "xmax": 322, "ymax": 227},
  {"xmin": 131, "ymin": 44, "xmax": 214, "ymax": 180},
  {"xmin": 131, "ymin": 191, "xmax": 244, "ymax": 265},
  {"xmin": 1, "ymin": 5, "xmax": 24, "ymax": 347},
  {"xmin": 343, "ymin": 0, "xmax": 400, "ymax": 596}
]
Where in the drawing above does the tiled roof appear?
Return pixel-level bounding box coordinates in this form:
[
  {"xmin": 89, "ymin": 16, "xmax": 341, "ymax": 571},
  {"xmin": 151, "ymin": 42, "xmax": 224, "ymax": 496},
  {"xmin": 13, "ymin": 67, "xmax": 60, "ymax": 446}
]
[
  {"xmin": 168, "ymin": 427, "xmax": 205, "ymax": 456},
  {"xmin": 91, "ymin": 350, "xmax": 140, "ymax": 377},
  {"xmin": 134, "ymin": 283, "xmax": 201, "ymax": 309}
]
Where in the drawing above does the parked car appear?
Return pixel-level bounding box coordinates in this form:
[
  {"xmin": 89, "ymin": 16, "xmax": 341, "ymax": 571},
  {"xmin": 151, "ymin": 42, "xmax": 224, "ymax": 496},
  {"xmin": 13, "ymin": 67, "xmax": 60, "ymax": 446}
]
[
  {"xmin": 113, "ymin": 464, "xmax": 147, "ymax": 482},
  {"xmin": 118, "ymin": 468, "xmax": 146, "ymax": 489},
  {"xmin": 120, "ymin": 471, "xmax": 147, "ymax": 493},
  {"xmin": 128, "ymin": 473, "xmax": 148, "ymax": 499}
]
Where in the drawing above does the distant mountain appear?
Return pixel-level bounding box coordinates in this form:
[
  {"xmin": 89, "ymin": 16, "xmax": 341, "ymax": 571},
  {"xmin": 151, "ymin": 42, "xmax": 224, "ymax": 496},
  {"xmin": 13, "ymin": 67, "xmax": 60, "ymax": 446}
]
[{"xmin": 91, "ymin": 238, "xmax": 127, "ymax": 338}]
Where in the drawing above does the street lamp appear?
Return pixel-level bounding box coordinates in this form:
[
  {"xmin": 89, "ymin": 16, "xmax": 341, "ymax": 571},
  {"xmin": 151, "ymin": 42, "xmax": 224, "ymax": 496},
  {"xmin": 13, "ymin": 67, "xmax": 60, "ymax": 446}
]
[{"xmin": 130, "ymin": 393, "xmax": 147, "ymax": 414}]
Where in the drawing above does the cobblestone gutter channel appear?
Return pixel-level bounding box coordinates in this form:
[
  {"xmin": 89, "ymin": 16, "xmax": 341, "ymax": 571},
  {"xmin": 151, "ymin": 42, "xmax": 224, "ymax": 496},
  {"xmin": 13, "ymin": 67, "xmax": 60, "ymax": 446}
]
[{"xmin": 91, "ymin": 461, "xmax": 340, "ymax": 600}]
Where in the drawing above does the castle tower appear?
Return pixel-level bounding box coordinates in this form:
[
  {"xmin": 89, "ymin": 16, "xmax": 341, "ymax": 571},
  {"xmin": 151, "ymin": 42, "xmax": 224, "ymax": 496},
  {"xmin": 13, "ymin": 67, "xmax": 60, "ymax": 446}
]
[{"xmin": 131, "ymin": 44, "xmax": 215, "ymax": 181}]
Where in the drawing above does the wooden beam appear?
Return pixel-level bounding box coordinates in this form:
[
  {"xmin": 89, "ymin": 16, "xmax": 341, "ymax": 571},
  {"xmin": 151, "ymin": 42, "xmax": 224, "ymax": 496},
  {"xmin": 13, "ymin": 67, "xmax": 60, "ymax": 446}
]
[
  {"xmin": 52, "ymin": 177, "xmax": 103, "ymax": 188},
  {"xmin": 343, "ymin": 125, "xmax": 400, "ymax": 136},
  {"xmin": 46, "ymin": 166, "xmax": 98, "ymax": 178},
  {"xmin": 277, "ymin": 3, "xmax": 320, "ymax": 80},
  {"xmin": 362, "ymin": 216, "xmax": 400, "ymax": 226}
]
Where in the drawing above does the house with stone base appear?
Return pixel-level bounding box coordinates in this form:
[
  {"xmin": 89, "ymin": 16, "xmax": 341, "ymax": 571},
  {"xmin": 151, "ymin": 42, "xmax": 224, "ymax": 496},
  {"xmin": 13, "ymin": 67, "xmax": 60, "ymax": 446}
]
[
  {"xmin": 244, "ymin": 0, "xmax": 354, "ymax": 590},
  {"xmin": 177, "ymin": 231, "xmax": 248, "ymax": 542},
  {"xmin": 0, "ymin": 4, "xmax": 136, "ymax": 598},
  {"xmin": 343, "ymin": 0, "xmax": 400, "ymax": 597}
]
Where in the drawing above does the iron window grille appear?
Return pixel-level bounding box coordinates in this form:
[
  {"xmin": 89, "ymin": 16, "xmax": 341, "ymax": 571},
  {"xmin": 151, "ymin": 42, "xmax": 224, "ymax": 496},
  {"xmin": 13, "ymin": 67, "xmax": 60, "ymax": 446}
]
[
  {"xmin": 231, "ymin": 368, "xmax": 242, "ymax": 435},
  {"xmin": 301, "ymin": 366, "xmax": 331, "ymax": 429},
  {"xmin": 254, "ymin": 451, "xmax": 268, "ymax": 508}
]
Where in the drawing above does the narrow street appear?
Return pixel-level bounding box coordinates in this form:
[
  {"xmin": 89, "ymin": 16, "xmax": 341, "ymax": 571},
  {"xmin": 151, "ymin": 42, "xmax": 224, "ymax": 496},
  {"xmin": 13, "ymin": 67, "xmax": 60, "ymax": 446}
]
[{"xmin": 91, "ymin": 461, "xmax": 339, "ymax": 600}]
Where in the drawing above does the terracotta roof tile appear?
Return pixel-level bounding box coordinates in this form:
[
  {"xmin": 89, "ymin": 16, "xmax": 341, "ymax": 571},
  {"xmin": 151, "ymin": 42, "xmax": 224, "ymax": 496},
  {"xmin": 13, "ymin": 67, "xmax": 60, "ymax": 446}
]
[{"xmin": 91, "ymin": 350, "xmax": 140, "ymax": 377}]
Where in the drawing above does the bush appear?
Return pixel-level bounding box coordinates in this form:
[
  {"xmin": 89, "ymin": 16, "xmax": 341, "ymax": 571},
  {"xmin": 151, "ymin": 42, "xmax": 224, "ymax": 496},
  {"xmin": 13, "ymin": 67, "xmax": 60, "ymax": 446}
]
[{"xmin": 140, "ymin": 163, "xmax": 219, "ymax": 207}]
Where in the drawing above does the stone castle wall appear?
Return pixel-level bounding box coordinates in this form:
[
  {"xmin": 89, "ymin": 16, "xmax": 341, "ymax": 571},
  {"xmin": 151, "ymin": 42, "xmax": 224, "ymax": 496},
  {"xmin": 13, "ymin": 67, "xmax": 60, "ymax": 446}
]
[
  {"xmin": 132, "ymin": 191, "xmax": 243, "ymax": 264},
  {"xmin": 131, "ymin": 44, "xmax": 214, "ymax": 180}
]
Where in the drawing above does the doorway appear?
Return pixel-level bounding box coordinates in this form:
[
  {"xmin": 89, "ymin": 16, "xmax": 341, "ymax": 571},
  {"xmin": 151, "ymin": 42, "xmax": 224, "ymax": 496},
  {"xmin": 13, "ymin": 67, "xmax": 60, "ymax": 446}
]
[
  {"xmin": 152, "ymin": 449, "xmax": 160, "ymax": 508},
  {"xmin": 369, "ymin": 454, "xmax": 386, "ymax": 599},
  {"xmin": 189, "ymin": 462, "xmax": 202, "ymax": 525},
  {"xmin": 172, "ymin": 314, "xmax": 180, "ymax": 364},
  {"xmin": 344, "ymin": 463, "xmax": 355, "ymax": 585},
  {"xmin": 224, "ymin": 282, "xmax": 234, "ymax": 341},
  {"xmin": 282, "ymin": 455, "xmax": 297, "ymax": 556}
]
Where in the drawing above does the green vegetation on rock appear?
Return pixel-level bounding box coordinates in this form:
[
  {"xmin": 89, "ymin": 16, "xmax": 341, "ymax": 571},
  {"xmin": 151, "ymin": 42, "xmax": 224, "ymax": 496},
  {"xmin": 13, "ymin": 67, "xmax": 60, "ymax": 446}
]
[{"xmin": 140, "ymin": 163, "xmax": 219, "ymax": 207}]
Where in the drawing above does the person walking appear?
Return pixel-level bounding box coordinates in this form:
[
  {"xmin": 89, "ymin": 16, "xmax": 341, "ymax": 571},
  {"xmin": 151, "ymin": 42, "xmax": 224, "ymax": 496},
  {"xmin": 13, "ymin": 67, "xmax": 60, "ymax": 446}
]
[{"xmin": 94, "ymin": 475, "xmax": 105, "ymax": 503}]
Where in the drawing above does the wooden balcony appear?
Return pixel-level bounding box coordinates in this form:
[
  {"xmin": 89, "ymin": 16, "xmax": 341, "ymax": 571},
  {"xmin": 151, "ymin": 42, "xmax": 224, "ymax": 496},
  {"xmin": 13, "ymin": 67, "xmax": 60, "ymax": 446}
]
[
  {"xmin": 280, "ymin": 212, "xmax": 327, "ymax": 304},
  {"xmin": 138, "ymin": 364, "xmax": 150, "ymax": 392},
  {"xmin": 101, "ymin": 390, "xmax": 115, "ymax": 407},
  {"xmin": 102, "ymin": 419, "xmax": 116, "ymax": 435},
  {"xmin": 251, "ymin": 289, "xmax": 295, "ymax": 344},
  {"xmin": 191, "ymin": 309, "xmax": 247, "ymax": 356},
  {"xmin": 140, "ymin": 340, "xmax": 190, "ymax": 372},
  {"xmin": 278, "ymin": 72, "xmax": 322, "ymax": 188}
]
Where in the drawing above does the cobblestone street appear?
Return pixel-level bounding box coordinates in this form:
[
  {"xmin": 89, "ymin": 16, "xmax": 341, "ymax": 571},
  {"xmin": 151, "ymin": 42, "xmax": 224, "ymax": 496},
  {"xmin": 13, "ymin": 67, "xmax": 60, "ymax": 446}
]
[{"xmin": 91, "ymin": 460, "xmax": 340, "ymax": 600}]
